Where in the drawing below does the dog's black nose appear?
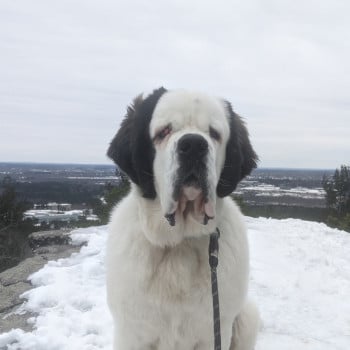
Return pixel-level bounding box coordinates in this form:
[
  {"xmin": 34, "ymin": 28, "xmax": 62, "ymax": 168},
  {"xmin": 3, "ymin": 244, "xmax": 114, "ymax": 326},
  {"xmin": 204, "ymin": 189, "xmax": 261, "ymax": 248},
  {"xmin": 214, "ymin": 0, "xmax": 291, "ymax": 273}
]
[{"xmin": 178, "ymin": 134, "xmax": 208, "ymax": 158}]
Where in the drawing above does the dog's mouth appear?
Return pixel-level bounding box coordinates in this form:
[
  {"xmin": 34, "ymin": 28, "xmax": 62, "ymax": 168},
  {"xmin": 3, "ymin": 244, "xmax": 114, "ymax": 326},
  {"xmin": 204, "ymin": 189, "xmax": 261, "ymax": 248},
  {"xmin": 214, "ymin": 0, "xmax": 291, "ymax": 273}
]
[{"xmin": 165, "ymin": 175, "xmax": 215, "ymax": 226}]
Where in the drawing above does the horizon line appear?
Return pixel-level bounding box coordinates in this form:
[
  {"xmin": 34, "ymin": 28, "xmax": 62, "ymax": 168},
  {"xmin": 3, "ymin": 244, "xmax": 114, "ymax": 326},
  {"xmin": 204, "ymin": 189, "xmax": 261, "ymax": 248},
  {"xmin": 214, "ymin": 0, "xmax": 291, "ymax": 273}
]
[{"xmin": 0, "ymin": 160, "xmax": 336, "ymax": 171}]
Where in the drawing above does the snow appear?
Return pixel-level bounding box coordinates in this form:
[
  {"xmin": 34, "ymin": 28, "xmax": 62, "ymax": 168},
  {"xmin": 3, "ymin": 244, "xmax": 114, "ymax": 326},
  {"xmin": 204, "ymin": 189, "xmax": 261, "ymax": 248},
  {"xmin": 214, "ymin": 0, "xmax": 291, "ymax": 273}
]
[
  {"xmin": 239, "ymin": 183, "xmax": 326, "ymax": 199},
  {"xmin": 0, "ymin": 227, "xmax": 113, "ymax": 350},
  {"xmin": 1, "ymin": 218, "xmax": 350, "ymax": 349},
  {"xmin": 248, "ymin": 217, "xmax": 350, "ymax": 349}
]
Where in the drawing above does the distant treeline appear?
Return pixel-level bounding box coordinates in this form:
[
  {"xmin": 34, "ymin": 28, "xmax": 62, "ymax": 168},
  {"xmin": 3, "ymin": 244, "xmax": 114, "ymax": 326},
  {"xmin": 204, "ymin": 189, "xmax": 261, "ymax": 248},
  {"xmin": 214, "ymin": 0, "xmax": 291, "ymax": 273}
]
[
  {"xmin": 15, "ymin": 181, "xmax": 104, "ymax": 205},
  {"xmin": 241, "ymin": 204, "xmax": 328, "ymax": 222}
]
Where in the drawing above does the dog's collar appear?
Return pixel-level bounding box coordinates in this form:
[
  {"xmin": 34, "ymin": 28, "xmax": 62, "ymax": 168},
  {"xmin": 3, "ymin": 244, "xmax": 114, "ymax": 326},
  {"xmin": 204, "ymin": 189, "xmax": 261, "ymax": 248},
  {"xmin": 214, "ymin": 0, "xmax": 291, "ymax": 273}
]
[{"xmin": 209, "ymin": 228, "xmax": 221, "ymax": 350}]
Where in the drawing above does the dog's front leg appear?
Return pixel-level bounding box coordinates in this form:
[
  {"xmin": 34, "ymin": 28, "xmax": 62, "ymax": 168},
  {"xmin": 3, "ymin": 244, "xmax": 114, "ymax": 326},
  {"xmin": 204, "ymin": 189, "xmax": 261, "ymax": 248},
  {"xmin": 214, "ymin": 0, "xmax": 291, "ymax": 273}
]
[
  {"xmin": 114, "ymin": 334, "xmax": 159, "ymax": 350},
  {"xmin": 229, "ymin": 301, "xmax": 260, "ymax": 350}
]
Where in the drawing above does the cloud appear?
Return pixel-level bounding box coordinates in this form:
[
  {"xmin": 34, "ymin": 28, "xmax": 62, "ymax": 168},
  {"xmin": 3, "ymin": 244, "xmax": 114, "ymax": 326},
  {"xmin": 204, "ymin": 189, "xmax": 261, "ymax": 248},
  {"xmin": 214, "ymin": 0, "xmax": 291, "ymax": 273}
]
[{"xmin": 0, "ymin": 0, "xmax": 349, "ymax": 168}]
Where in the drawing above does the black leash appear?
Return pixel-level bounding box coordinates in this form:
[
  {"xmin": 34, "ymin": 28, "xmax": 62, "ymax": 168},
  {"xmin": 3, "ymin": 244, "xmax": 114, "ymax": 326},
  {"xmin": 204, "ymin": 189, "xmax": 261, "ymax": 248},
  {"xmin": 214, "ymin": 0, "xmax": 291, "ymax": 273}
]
[{"xmin": 209, "ymin": 228, "xmax": 221, "ymax": 350}]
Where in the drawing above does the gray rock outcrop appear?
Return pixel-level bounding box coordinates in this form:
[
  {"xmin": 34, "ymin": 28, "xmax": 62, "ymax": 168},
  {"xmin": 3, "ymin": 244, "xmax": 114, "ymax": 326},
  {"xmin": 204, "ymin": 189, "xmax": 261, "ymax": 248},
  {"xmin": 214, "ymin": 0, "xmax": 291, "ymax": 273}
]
[{"xmin": 0, "ymin": 229, "xmax": 83, "ymax": 333}]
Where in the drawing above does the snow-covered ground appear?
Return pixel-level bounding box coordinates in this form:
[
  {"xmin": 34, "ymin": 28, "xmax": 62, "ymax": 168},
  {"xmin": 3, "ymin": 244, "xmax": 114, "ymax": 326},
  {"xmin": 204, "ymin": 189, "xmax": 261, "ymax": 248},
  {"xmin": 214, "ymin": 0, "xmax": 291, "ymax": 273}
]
[
  {"xmin": 247, "ymin": 217, "xmax": 350, "ymax": 349},
  {"xmin": 0, "ymin": 218, "xmax": 349, "ymax": 350},
  {"xmin": 237, "ymin": 182, "xmax": 326, "ymax": 200}
]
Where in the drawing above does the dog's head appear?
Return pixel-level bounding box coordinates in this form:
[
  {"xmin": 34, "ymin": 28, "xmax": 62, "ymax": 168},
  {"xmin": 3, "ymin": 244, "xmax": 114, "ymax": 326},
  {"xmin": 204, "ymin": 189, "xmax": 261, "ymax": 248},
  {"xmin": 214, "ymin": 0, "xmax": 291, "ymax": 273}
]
[{"xmin": 108, "ymin": 88, "xmax": 258, "ymax": 226}]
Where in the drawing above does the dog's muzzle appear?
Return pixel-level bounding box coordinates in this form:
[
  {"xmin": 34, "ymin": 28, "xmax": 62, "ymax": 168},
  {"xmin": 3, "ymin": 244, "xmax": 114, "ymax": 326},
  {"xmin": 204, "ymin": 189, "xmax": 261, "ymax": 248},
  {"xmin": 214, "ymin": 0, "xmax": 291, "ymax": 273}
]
[
  {"xmin": 178, "ymin": 133, "xmax": 208, "ymax": 162},
  {"xmin": 165, "ymin": 134, "xmax": 215, "ymax": 227}
]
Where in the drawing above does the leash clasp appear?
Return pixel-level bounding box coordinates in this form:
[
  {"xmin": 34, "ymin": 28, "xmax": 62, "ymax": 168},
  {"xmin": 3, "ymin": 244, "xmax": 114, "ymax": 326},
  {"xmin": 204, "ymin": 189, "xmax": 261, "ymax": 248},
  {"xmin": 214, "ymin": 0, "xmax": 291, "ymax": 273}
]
[{"xmin": 209, "ymin": 228, "xmax": 220, "ymax": 270}]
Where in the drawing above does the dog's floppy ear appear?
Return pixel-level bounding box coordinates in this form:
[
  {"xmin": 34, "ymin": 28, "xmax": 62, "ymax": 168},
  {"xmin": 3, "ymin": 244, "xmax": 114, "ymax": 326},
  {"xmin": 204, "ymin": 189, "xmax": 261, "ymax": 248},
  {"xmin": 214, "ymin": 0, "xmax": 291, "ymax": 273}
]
[
  {"xmin": 217, "ymin": 101, "xmax": 258, "ymax": 197},
  {"xmin": 107, "ymin": 87, "xmax": 167, "ymax": 199}
]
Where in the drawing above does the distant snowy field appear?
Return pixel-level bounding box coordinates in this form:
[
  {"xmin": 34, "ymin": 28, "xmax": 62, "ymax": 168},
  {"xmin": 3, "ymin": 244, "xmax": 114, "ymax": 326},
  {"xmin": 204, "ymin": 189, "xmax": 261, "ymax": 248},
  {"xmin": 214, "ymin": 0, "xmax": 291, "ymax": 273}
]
[
  {"xmin": 237, "ymin": 182, "xmax": 326, "ymax": 200},
  {"xmin": 1, "ymin": 218, "xmax": 349, "ymax": 350}
]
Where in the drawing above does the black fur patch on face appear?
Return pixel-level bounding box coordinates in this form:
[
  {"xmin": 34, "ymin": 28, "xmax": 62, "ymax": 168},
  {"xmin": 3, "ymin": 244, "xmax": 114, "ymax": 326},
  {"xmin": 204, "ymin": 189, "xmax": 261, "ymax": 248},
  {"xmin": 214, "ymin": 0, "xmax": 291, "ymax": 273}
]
[
  {"xmin": 173, "ymin": 161, "xmax": 209, "ymax": 202},
  {"xmin": 173, "ymin": 133, "xmax": 209, "ymax": 202},
  {"xmin": 216, "ymin": 101, "xmax": 259, "ymax": 197},
  {"xmin": 107, "ymin": 87, "xmax": 167, "ymax": 199}
]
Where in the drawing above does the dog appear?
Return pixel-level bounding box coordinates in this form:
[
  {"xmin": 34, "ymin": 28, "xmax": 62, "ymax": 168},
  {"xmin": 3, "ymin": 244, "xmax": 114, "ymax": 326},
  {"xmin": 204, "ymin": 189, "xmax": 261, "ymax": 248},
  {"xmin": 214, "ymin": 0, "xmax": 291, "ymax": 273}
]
[{"xmin": 106, "ymin": 88, "xmax": 260, "ymax": 349}]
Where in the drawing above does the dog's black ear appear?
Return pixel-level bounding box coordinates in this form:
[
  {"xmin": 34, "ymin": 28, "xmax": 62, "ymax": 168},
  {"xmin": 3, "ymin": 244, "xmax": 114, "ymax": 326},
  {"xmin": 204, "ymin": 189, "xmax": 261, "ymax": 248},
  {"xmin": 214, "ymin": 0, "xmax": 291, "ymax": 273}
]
[
  {"xmin": 217, "ymin": 101, "xmax": 258, "ymax": 197},
  {"xmin": 107, "ymin": 87, "xmax": 167, "ymax": 199}
]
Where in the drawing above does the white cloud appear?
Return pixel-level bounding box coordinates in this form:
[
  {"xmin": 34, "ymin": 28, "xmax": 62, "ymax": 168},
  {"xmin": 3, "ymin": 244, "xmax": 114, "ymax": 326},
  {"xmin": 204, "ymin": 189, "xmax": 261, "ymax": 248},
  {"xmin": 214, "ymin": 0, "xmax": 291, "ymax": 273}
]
[{"xmin": 0, "ymin": 0, "xmax": 349, "ymax": 168}]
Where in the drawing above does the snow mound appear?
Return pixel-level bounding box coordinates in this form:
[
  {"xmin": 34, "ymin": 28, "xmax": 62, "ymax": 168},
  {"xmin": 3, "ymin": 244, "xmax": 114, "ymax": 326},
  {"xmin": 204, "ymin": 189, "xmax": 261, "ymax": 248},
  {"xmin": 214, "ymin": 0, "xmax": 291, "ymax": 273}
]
[
  {"xmin": 0, "ymin": 227, "xmax": 113, "ymax": 350},
  {"xmin": 0, "ymin": 218, "xmax": 349, "ymax": 349},
  {"xmin": 248, "ymin": 217, "xmax": 350, "ymax": 350}
]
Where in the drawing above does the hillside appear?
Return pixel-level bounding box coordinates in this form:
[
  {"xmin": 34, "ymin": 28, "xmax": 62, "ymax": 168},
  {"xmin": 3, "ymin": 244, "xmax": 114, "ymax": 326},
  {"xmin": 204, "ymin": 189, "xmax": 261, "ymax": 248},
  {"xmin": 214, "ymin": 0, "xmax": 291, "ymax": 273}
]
[{"xmin": 0, "ymin": 218, "xmax": 349, "ymax": 349}]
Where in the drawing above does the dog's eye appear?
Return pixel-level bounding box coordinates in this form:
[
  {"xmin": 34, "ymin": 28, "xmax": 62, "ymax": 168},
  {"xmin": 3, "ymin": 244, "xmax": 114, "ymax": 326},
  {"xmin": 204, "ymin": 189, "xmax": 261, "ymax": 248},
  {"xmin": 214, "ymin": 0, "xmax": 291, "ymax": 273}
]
[
  {"xmin": 154, "ymin": 125, "xmax": 172, "ymax": 142},
  {"xmin": 209, "ymin": 127, "xmax": 221, "ymax": 141}
]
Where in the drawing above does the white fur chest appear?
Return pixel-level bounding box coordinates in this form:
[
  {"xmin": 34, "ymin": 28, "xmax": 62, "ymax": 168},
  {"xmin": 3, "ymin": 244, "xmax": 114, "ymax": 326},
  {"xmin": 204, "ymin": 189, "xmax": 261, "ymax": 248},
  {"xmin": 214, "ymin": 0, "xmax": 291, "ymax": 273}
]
[
  {"xmin": 106, "ymin": 196, "xmax": 249, "ymax": 349},
  {"xmin": 125, "ymin": 239, "xmax": 214, "ymax": 348}
]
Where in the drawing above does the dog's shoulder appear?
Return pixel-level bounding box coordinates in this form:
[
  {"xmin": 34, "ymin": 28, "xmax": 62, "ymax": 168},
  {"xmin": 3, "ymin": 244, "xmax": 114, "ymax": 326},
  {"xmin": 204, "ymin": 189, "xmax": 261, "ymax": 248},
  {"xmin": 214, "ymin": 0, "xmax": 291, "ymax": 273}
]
[
  {"xmin": 219, "ymin": 197, "xmax": 248, "ymax": 238},
  {"xmin": 217, "ymin": 197, "xmax": 250, "ymax": 272},
  {"xmin": 108, "ymin": 189, "xmax": 138, "ymax": 231},
  {"xmin": 106, "ymin": 188, "xmax": 144, "ymax": 261}
]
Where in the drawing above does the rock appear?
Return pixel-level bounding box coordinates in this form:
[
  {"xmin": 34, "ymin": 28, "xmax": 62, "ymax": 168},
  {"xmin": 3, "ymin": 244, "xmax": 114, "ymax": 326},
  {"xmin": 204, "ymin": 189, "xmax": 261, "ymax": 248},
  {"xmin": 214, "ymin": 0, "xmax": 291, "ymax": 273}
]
[
  {"xmin": 0, "ymin": 282, "xmax": 31, "ymax": 313},
  {"xmin": 0, "ymin": 256, "xmax": 46, "ymax": 287},
  {"xmin": 29, "ymin": 229, "xmax": 72, "ymax": 249},
  {"xmin": 0, "ymin": 311, "xmax": 35, "ymax": 333},
  {"xmin": 35, "ymin": 245, "xmax": 81, "ymax": 262},
  {"xmin": 0, "ymin": 229, "xmax": 84, "ymax": 333}
]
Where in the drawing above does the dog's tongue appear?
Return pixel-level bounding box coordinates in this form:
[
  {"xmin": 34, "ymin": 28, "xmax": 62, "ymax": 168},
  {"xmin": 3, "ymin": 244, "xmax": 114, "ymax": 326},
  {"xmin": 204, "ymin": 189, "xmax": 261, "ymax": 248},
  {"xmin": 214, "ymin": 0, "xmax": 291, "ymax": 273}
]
[
  {"xmin": 183, "ymin": 186, "xmax": 202, "ymax": 201},
  {"xmin": 164, "ymin": 186, "xmax": 215, "ymax": 226}
]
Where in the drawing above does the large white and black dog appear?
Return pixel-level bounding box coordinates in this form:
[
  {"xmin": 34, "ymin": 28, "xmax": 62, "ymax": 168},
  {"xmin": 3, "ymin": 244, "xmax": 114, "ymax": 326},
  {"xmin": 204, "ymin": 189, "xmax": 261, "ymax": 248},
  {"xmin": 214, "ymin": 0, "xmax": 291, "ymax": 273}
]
[{"xmin": 106, "ymin": 88, "xmax": 260, "ymax": 350}]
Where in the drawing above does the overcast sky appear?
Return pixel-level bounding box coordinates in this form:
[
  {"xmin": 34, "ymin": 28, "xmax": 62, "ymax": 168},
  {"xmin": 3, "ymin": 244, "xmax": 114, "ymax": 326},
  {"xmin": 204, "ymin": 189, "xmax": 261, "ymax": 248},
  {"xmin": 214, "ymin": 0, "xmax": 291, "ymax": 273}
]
[{"xmin": 1, "ymin": 0, "xmax": 349, "ymax": 169}]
